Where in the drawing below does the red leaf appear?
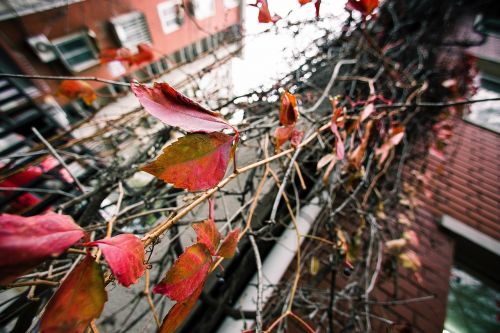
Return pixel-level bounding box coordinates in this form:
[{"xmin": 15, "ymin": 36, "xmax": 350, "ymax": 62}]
[
  {"xmin": 84, "ymin": 234, "xmax": 145, "ymax": 287},
  {"xmin": 315, "ymin": 0, "xmax": 322, "ymax": 18},
  {"xmin": 131, "ymin": 82, "xmax": 232, "ymax": 133},
  {"xmin": 0, "ymin": 213, "xmax": 84, "ymax": 285},
  {"xmin": 100, "ymin": 47, "xmax": 133, "ymax": 64},
  {"xmin": 159, "ymin": 283, "xmax": 204, "ymax": 333},
  {"xmin": 40, "ymin": 255, "xmax": 107, "ymax": 333},
  {"xmin": 346, "ymin": 0, "xmax": 379, "ymax": 17},
  {"xmin": 279, "ymin": 91, "xmax": 299, "ymax": 126},
  {"xmin": 142, "ymin": 132, "xmax": 235, "ymax": 191},
  {"xmin": 250, "ymin": 0, "xmax": 281, "ymax": 24},
  {"xmin": 57, "ymin": 80, "xmax": 96, "ymax": 105},
  {"xmin": 153, "ymin": 243, "xmax": 212, "ymax": 302},
  {"xmin": 193, "ymin": 219, "xmax": 221, "ymax": 256},
  {"xmin": 274, "ymin": 126, "xmax": 293, "ymax": 151},
  {"xmin": 129, "ymin": 43, "xmax": 154, "ymax": 66},
  {"xmin": 217, "ymin": 228, "xmax": 240, "ymax": 258},
  {"xmin": 298, "ymin": 0, "xmax": 312, "ymax": 5},
  {"xmin": 100, "ymin": 43, "xmax": 153, "ymax": 66}
]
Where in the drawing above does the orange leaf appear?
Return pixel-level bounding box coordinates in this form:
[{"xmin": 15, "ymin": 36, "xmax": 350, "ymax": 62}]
[
  {"xmin": 57, "ymin": 80, "xmax": 96, "ymax": 105},
  {"xmin": 142, "ymin": 132, "xmax": 235, "ymax": 191},
  {"xmin": 217, "ymin": 228, "xmax": 240, "ymax": 258},
  {"xmin": 279, "ymin": 91, "xmax": 299, "ymax": 126},
  {"xmin": 330, "ymin": 99, "xmax": 345, "ymax": 160},
  {"xmin": 0, "ymin": 213, "xmax": 84, "ymax": 285},
  {"xmin": 84, "ymin": 234, "xmax": 146, "ymax": 287},
  {"xmin": 40, "ymin": 255, "xmax": 107, "ymax": 333},
  {"xmin": 193, "ymin": 219, "xmax": 221, "ymax": 256},
  {"xmin": 348, "ymin": 120, "xmax": 373, "ymax": 169},
  {"xmin": 159, "ymin": 283, "xmax": 204, "ymax": 333},
  {"xmin": 153, "ymin": 243, "xmax": 212, "ymax": 302}
]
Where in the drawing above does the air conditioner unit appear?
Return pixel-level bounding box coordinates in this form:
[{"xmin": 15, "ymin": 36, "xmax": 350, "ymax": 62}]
[{"xmin": 27, "ymin": 34, "xmax": 57, "ymax": 63}]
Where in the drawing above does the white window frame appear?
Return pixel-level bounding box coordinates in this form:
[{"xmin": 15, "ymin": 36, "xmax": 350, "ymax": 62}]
[
  {"xmin": 192, "ymin": 0, "xmax": 215, "ymax": 20},
  {"xmin": 110, "ymin": 11, "xmax": 152, "ymax": 50},
  {"xmin": 223, "ymin": 0, "xmax": 239, "ymax": 9},
  {"xmin": 51, "ymin": 32, "xmax": 99, "ymax": 73},
  {"xmin": 157, "ymin": 1, "xmax": 182, "ymax": 34}
]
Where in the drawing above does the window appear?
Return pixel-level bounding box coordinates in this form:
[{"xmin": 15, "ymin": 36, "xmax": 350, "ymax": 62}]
[
  {"xmin": 224, "ymin": 0, "xmax": 239, "ymax": 9},
  {"xmin": 51, "ymin": 32, "xmax": 99, "ymax": 72},
  {"xmin": 110, "ymin": 11, "xmax": 152, "ymax": 49},
  {"xmin": 192, "ymin": 0, "xmax": 215, "ymax": 20},
  {"xmin": 157, "ymin": 1, "xmax": 183, "ymax": 34}
]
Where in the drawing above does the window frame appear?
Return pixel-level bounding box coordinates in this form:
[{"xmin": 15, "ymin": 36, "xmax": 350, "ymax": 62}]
[
  {"xmin": 157, "ymin": 1, "xmax": 182, "ymax": 34},
  {"xmin": 110, "ymin": 11, "xmax": 152, "ymax": 50},
  {"xmin": 192, "ymin": 0, "xmax": 216, "ymax": 20},
  {"xmin": 51, "ymin": 31, "xmax": 99, "ymax": 73}
]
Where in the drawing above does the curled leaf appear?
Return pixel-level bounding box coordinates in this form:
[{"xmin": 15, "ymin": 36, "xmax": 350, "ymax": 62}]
[
  {"xmin": 159, "ymin": 283, "xmax": 204, "ymax": 333},
  {"xmin": 348, "ymin": 120, "xmax": 373, "ymax": 170},
  {"xmin": 375, "ymin": 126, "xmax": 405, "ymax": 168},
  {"xmin": 398, "ymin": 250, "xmax": 421, "ymax": 271},
  {"xmin": 40, "ymin": 255, "xmax": 107, "ymax": 333},
  {"xmin": 193, "ymin": 219, "xmax": 221, "ymax": 256},
  {"xmin": 217, "ymin": 228, "xmax": 240, "ymax": 258},
  {"xmin": 57, "ymin": 80, "xmax": 96, "ymax": 105},
  {"xmin": 385, "ymin": 238, "xmax": 407, "ymax": 252},
  {"xmin": 142, "ymin": 132, "xmax": 235, "ymax": 191},
  {"xmin": 131, "ymin": 82, "xmax": 232, "ymax": 133},
  {"xmin": 0, "ymin": 213, "xmax": 84, "ymax": 285},
  {"xmin": 84, "ymin": 234, "xmax": 145, "ymax": 287},
  {"xmin": 330, "ymin": 99, "xmax": 345, "ymax": 160},
  {"xmin": 250, "ymin": 0, "xmax": 281, "ymax": 23},
  {"xmin": 346, "ymin": 0, "xmax": 379, "ymax": 17},
  {"xmin": 279, "ymin": 91, "xmax": 299, "ymax": 126},
  {"xmin": 153, "ymin": 243, "xmax": 212, "ymax": 302},
  {"xmin": 317, "ymin": 153, "xmax": 335, "ymax": 170}
]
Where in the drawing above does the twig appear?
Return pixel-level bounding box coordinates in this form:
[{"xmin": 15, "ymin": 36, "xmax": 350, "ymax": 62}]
[
  {"xmin": 249, "ymin": 234, "xmax": 263, "ymax": 332},
  {"xmin": 144, "ymin": 270, "xmax": 161, "ymax": 329},
  {"xmin": 0, "ymin": 186, "xmax": 76, "ymax": 198},
  {"xmin": 32, "ymin": 127, "xmax": 87, "ymax": 193},
  {"xmin": 0, "ymin": 73, "xmax": 130, "ymax": 87}
]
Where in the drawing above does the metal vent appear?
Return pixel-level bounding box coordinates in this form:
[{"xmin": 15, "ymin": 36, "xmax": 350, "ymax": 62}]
[{"xmin": 110, "ymin": 11, "xmax": 152, "ymax": 50}]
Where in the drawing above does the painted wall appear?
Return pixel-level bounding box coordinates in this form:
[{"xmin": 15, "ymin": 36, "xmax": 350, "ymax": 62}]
[{"xmin": 0, "ymin": 0, "xmax": 240, "ymax": 93}]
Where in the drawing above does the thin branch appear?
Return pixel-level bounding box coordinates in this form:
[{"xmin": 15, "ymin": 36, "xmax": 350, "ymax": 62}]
[
  {"xmin": 32, "ymin": 127, "xmax": 87, "ymax": 193},
  {"xmin": 0, "ymin": 73, "xmax": 130, "ymax": 87}
]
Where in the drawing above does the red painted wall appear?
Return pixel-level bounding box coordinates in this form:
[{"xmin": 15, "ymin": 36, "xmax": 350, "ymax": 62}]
[{"xmin": 0, "ymin": 0, "xmax": 240, "ymax": 94}]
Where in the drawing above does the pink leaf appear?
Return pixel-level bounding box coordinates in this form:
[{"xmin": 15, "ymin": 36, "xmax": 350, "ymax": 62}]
[
  {"xmin": 290, "ymin": 129, "xmax": 304, "ymax": 148},
  {"xmin": 131, "ymin": 82, "xmax": 232, "ymax": 133},
  {"xmin": 153, "ymin": 243, "xmax": 212, "ymax": 302},
  {"xmin": 330, "ymin": 104, "xmax": 345, "ymax": 160},
  {"xmin": 0, "ymin": 213, "xmax": 84, "ymax": 285},
  {"xmin": 217, "ymin": 228, "xmax": 240, "ymax": 258},
  {"xmin": 360, "ymin": 103, "xmax": 375, "ymax": 122},
  {"xmin": 84, "ymin": 234, "xmax": 145, "ymax": 287},
  {"xmin": 193, "ymin": 219, "xmax": 221, "ymax": 256},
  {"xmin": 274, "ymin": 126, "xmax": 294, "ymax": 151}
]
